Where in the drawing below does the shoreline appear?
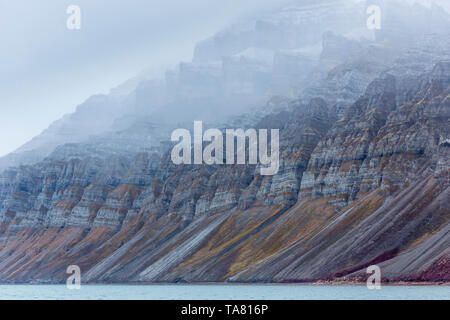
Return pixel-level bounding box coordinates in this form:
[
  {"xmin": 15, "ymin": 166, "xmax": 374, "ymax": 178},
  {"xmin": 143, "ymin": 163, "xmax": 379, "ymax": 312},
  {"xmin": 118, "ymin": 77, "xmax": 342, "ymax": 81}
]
[{"xmin": 1, "ymin": 281, "xmax": 448, "ymax": 286}]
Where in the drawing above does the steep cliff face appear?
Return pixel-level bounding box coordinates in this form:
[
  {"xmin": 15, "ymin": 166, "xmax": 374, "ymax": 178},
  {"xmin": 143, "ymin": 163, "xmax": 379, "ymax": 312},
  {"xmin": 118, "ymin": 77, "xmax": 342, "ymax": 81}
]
[
  {"xmin": 301, "ymin": 62, "xmax": 449, "ymax": 207},
  {"xmin": 0, "ymin": 1, "xmax": 449, "ymax": 284},
  {"xmin": 193, "ymin": 0, "xmax": 365, "ymax": 62}
]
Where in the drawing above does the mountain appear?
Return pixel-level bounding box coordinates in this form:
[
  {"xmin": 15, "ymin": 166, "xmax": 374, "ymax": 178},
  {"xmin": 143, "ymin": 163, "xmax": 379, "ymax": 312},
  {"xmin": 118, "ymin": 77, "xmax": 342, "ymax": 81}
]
[{"xmin": 0, "ymin": 0, "xmax": 449, "ymax": 283}]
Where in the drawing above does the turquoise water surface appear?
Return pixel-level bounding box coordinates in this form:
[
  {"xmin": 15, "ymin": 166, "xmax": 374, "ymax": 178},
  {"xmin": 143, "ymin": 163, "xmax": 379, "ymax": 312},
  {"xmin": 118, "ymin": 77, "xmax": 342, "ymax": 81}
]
[{"xmin": 0, "ymin": 284, "xmax": 449, "ymax": 300}]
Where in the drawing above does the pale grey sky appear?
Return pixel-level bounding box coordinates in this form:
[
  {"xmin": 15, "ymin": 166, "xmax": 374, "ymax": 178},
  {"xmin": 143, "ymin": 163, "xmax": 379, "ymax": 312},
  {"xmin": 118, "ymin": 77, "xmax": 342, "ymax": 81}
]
[{"xmin": 0, "ymin": 0, "xmax": 287, "ymax": 157}]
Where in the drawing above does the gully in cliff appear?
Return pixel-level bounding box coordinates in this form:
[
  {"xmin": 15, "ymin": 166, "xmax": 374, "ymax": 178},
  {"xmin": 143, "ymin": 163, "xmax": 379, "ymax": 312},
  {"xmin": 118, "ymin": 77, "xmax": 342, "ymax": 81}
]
[{"xmin": 171, "ymin": 120, "xmax": 279, "ymax": 175}]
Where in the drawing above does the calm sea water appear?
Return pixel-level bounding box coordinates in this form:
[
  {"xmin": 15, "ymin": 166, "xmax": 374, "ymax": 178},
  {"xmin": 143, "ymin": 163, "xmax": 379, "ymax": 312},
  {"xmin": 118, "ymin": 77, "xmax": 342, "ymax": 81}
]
[{"xmin": 0, "ymin": 285, "xmax": 449, "ymax": 300}]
